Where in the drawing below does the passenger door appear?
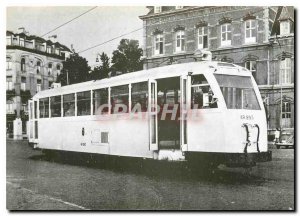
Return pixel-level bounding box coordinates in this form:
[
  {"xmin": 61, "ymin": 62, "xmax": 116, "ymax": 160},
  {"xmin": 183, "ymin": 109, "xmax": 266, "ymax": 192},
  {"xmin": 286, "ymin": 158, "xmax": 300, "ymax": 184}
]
[{"xmin": 148, "ymin": 79, "xmax": 158, "ymax": 151}]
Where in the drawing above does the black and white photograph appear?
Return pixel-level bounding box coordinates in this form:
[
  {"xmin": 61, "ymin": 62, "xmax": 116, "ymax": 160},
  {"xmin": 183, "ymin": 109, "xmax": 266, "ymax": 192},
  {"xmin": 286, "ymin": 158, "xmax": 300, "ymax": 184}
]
[{"xmin": 4, "ymin": 1, "xmax": 295, "ymax": 212}]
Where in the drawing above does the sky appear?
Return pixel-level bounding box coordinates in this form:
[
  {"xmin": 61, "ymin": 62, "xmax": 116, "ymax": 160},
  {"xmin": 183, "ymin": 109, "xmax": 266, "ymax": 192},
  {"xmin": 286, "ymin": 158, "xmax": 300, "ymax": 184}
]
[{"xmin": 6, "ymin": 6, "xmax": 148, "ymax": 67}]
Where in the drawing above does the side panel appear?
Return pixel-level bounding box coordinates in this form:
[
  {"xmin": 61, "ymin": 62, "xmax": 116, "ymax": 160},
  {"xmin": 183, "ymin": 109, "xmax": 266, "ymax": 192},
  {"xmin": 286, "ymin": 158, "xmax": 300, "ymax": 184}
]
[{"xmin": 38, "ymin": 116, "xmax": 153, "ymax": 158}]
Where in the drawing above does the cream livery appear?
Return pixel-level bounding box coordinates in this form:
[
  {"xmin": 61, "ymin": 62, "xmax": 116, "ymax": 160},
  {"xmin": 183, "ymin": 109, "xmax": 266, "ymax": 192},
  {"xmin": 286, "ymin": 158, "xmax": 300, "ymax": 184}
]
[{"xmin": 28, "ymin": 60, "xmax": 271, "ymax": 167}]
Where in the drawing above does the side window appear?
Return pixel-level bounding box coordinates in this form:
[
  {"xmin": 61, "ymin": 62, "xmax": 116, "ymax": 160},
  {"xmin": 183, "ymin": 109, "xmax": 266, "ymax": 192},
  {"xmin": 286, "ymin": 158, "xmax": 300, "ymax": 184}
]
[
  {"xmin": 50, "ymin": 96, "xmax": 61, "ymax": 117},
  {"xmin": 39, "ymin": 98, "xmax": 49, "ymax": 118},
  {"xmin": 111, "ymin": 85, "xmax": 129, "ymax": 114},
  {"xmin": 63, "ymin": 94, "xmax": 75, "ymax": 117},
  {"xmin": 191, "ymin": 74, "xmax": 217, "ymax": 109},
  {"xmin": 131, "ymin": 82, "xmax": 148, "ymax": 112},
  {"xmin": 77, "ymin": 91, "xmax": 91, "ymax": 116},
  {"xmin": 93, "ymin": 88, "xmax": 109, "ymax": 115}
]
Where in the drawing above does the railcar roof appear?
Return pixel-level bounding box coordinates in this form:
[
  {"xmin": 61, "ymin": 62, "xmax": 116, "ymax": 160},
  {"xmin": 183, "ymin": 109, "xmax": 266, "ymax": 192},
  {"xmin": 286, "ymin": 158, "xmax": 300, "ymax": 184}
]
[{"xmin": 32, "ymin": 61, "xmax": 247, "ymax": 99}]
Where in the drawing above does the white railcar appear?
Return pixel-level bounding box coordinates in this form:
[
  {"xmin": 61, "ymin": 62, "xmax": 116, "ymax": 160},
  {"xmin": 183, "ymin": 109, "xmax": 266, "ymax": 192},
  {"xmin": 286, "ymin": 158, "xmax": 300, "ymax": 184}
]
[{"xmin": 28, "ymin": 61, "xmax": 271, "ymax": 167}]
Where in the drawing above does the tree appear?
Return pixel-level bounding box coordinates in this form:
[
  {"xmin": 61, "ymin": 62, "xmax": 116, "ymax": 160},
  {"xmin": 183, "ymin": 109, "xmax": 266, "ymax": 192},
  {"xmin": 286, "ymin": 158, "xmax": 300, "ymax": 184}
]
[
  {"xmin": 111, "ymin": 39, "xmax": 143, "ymax": 74},
  {"xmin": 57, "ymin": 53, "xmax": 91, "ymax": 86},
  {"xmin": 90, "ymin": 52, "xmax": 110, "ymax": 80}
]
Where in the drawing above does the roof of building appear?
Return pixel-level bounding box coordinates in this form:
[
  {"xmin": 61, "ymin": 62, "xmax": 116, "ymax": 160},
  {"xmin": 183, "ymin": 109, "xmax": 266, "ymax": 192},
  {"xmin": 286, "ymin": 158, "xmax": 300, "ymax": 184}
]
[
  {"xmin": 271, "ymin": 6, "xmax": 294, "ymax": 36},
  {"xmin": 6, "ymin": 30, "xmax": 71, "ymax": 52}
]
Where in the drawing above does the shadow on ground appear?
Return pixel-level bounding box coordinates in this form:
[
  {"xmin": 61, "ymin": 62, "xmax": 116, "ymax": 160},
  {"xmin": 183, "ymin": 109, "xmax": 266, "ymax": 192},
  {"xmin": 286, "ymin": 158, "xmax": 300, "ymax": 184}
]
[{"xmin": 29, "ymin": 150, "xmax": 268, "ymax": 186}]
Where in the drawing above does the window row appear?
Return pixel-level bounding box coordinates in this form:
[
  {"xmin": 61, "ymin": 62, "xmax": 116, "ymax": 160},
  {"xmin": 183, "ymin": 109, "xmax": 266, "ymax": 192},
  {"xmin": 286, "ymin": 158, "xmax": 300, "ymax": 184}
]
[
  {"xmin": 18, "ymin": 57, "xmax": 61, "ymax": 75},
  {"xmin": 37, "ymin": 82, "xmax": 149, "ymax": 118},
  {"xmin": 153, "ymin": 19, "xmax": 257, "ymax": 55}
]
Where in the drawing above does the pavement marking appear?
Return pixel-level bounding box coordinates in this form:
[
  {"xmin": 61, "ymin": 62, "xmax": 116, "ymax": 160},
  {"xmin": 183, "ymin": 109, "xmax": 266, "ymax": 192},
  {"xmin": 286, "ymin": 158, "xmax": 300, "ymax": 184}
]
[{"xmin": 7, "ymin": 181, "xmax": 90, "ymax": 210}]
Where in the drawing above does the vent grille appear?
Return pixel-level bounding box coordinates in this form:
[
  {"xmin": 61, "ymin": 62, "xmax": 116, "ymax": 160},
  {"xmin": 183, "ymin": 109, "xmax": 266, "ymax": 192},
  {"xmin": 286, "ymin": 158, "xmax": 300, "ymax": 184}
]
[{"xmin": 101, "ymin": 132, "xmax": 109, "ymax": 143}]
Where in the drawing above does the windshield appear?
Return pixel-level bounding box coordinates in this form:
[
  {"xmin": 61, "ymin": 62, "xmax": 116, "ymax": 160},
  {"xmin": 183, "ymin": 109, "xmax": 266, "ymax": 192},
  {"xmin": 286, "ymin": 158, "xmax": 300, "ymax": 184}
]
[{"xmin": 214, "ymin": 74, "xmax": 261, "ymax": 110}]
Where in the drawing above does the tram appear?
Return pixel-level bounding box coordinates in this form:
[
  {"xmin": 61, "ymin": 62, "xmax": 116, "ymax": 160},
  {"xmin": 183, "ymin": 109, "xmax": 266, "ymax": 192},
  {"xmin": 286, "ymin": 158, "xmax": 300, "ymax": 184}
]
[{"xmin": 28, "ymin": 55, "xmax": 272, "ymax": 168}]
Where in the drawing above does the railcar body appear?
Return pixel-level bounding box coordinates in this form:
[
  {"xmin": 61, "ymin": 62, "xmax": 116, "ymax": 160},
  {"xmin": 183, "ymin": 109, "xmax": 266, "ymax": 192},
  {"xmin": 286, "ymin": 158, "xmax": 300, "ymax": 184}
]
[{"xmin": 28, "ymin": 61, "xmax": 271, "ymax": 167}]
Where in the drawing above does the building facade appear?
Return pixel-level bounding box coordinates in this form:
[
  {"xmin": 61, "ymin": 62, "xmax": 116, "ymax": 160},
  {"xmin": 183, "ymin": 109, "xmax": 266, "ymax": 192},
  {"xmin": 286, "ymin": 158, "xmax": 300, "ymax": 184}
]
[
  {"xmin": 6, "ymin": 29, "xmax": 71, "ymax": 139},
  {"xmin": 139, "ymin": 6, "xmax": 294, "ymax": 140}
]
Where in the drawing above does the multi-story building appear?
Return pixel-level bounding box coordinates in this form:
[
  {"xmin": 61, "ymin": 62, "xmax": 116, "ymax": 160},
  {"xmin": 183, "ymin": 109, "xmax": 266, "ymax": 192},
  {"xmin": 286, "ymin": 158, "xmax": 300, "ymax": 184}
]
[
  {"xmin": 6, "ymin": 28, "xmax": 72, "ymax": 139},
  {"xmin": 139, "ymin": 6, "xmax": 294, "ymax": 140}
]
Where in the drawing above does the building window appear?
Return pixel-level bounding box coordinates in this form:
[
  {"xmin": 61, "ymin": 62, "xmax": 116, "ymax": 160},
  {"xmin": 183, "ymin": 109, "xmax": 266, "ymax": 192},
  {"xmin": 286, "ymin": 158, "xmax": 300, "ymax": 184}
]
[
  {"xmin": 6, "ymin": 57, "xmax": 12, "ymax": 70},
  {"xmin": 154, "ymin": 6, "xmax": 162, "ymax": 13},
  {"xmin": 198, "ymin": 26, "xmax": 208, "ymax": 49},
  {"xmin": 245, "ymin": 60, "xmax": 257, "ymax": 80},
  {"xmin": 154, "ymin": 34, "xmax": 164, "ymax": 55},
  {"xmin": 175, "ymin": 6, "xmax": 183, "ymax": 9},
  {"xmin": 280, "ymin": 21, "xmax": 291, "ymax": 35},
  {"xmin": 21, "ymin": 58, "xmax": 26, "ymax": 72},
  {"xmin": 55, "ymin": 48, "xmax": 60, "ymax": 55},
  {"xmin": 21, "ymin": 77, "xmax": 26, "ymax": 91},
  {"xmin": 37, "ymin": 79, "xmax": 41, "ymax": 92},
  {"xmin": 48, "ymin": 63, "xmax": 53, "ymax": 75},
  {"xmin": 6, "ymin": 101, "xmax": 14, "ymax": 113},
  {"xmin": 175, "ymin": 30, "xmax": 185, "ymax": 52},
  {"xmin": 221, "ymin": 23, "xmax": 231, "ymax": 46},
  {"xmin": 46, "ymin": 46, "xmax": 51, "ymax": 54},
  {"xmin": 6, "ymin": 36, "xmax": 11, "ymax": 45},
  {"xmin": 37, "ymin": 61, "xmax": 41, "ymax": 74},
  {"xmin": 19, "ymin": 38, "xmax": 25, "ymax": 47},
  {"xmin": 280, "ymin": 58, "xmax": 292, "ymax": 84},
  {"xmin": 56, "ymin": 64, "xmax": 61, "ymax": 74},
  {"xmin": 245, "ymin": 20, "xmax": 257, "ymax": 43},
  {"xmin": 6, "ymin": 76, "xmax": 13, "ymax": 90},
  {"xmin": 282, "ymin": 101, "xmax": 291, "ymax": 128}
]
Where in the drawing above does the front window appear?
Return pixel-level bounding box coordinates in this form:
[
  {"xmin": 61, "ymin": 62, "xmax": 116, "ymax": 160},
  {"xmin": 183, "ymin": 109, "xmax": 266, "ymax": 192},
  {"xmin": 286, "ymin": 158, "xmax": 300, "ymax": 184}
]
[
  {"xmin": 245, "ymin": 20, "xmax": 257, "ymax": 43},
  {"xmin": 77, "ymin": 91, "xmax": 91, "ymax": 116},
  {"xmin": 245, "ymin": 60, "xmax": 257, "ymax": 81},
  {"xmin": 198, "ymin": 26, "xmax": 208, "ymax": 49},
  {"xmin": 191, "ymin": 74, "xmax": 218, "ymax": 109},
  {"xmin": 154, "ymin": 34, "xmax": 164, "ymax": 55},
  {"xmin": 280, "ymin": 58, "xmax": 292, "ymax": 84},
  {"xmin": 221, "ymin": 23, "xmax": 231, "ymax": 46},
  {"xmin": 56, "ymin": 64, "xmax": 61, "ymax": 75},
  {"xmin": 175, "ymin": 6, "xmax": 183, "ymax": 9},
  {"xmin": 175, "ymin": 30, "xmax": 185, "ymax": 52},
  {"xmin": 214, "ymin": 74, "xmax": 260, "ymax": 110}
]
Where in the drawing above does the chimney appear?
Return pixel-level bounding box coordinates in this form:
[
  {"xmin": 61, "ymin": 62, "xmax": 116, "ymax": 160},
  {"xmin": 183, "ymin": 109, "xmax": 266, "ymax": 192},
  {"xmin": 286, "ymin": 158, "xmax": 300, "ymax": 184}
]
[
  {"xmin": 48, "ymin": 35, "xmax": 57, "ymax": 43},
  {"xmin": 17, "ymin": 27, "xmax": 26, "ymax": 34}
]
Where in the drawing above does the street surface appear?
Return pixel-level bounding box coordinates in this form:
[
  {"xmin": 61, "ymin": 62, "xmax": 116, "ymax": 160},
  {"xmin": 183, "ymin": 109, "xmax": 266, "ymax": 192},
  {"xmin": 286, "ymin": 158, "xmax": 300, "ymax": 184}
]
[{"xmin": 6, "ymin": 140, "xmax": 294, "ymax": 210}]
